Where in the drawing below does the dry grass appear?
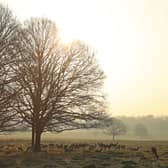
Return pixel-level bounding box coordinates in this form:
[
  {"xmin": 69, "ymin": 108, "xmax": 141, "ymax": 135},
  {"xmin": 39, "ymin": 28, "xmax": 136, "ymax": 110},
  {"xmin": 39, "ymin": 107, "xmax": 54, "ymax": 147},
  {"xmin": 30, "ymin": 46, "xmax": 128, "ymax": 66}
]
[{"xmin": 0, "ymin": 134, "xmax": 168, "ymax": 168}]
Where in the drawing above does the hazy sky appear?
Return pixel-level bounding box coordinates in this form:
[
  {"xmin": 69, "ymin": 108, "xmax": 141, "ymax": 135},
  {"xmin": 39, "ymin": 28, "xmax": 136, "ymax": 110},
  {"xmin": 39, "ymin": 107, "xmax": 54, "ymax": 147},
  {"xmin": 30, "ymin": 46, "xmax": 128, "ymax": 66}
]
[{"xmin": 1, "ymin": 0, "xmax": 168, "ymax": 116}]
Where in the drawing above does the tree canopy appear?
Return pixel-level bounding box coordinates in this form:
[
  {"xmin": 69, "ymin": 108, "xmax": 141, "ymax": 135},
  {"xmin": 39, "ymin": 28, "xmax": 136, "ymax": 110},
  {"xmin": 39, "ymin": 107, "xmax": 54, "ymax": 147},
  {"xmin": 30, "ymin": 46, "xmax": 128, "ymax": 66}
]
[{"xmin": 101, "ymin": 118, "xmax": 127, "ymax": 141}]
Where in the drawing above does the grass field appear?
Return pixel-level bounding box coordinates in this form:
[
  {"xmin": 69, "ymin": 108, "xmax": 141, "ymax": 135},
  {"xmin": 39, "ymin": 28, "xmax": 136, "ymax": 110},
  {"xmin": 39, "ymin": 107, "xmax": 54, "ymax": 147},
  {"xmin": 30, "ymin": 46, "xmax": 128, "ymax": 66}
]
[{"xmin": 0, "ymin": 134, "xmax": 168, "ymax": 168}]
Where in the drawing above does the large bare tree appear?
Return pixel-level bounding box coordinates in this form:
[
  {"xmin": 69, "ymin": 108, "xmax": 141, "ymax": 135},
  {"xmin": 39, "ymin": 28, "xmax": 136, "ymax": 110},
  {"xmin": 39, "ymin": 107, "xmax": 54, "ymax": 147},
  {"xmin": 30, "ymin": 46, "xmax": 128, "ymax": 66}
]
[
  {"xmin": 0, "ymin": 4, "xmax": 20, "ymax": 131},
  {"xmin": 14, "ymin": 18, "xmax": 105, "ymax": 152}
]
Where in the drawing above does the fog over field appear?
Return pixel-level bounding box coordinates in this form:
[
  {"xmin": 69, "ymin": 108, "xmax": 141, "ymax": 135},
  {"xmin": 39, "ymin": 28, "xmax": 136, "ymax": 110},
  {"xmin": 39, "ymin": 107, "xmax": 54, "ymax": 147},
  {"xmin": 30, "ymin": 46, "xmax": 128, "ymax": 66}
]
[
  {"xmin": 0, "ymin": 0, "xmax": 168, "ymax": 167},
  {"xmin": 1, "ymin": 115, "xmax": 168, "ymax": 141}
]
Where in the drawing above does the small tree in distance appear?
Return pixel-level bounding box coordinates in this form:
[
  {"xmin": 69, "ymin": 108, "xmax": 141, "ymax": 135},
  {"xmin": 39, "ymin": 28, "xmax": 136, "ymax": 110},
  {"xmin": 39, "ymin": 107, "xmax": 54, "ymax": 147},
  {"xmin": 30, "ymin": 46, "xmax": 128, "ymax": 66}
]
[
  {"xmin": 134, "ymin": 123, "xmax": 149, "ymax": 139},
  {"xmin": 102, "ymin": 118, "xmax": 127, "ymax": 141}
]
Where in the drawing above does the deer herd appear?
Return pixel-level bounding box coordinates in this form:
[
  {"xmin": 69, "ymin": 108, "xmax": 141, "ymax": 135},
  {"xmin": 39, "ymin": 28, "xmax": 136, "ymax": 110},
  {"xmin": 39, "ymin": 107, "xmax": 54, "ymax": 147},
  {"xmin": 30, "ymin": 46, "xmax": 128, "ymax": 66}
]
[{"xmin": 0, "ymin": 141, "xmax": 159, "ymax": 161}]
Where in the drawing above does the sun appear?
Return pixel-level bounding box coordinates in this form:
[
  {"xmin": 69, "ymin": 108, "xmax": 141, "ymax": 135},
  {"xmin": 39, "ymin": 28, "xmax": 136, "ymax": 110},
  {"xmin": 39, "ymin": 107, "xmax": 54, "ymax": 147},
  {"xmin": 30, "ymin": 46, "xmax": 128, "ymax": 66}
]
[
  {"xmin": 59, "ymin": 28, "xmax": 78, "ymax": 44},
  {"xmin": 6, "ymin": 0, "xmax": 163, "ymax": 116}
]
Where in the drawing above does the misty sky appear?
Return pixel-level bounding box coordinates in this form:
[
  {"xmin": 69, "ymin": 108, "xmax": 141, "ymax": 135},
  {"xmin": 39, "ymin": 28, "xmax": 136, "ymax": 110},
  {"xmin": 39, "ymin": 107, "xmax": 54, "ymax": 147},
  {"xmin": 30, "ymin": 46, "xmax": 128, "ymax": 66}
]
[{"xmin": 1, "ymin": 0, "xmax": 168, "ymax": 116}]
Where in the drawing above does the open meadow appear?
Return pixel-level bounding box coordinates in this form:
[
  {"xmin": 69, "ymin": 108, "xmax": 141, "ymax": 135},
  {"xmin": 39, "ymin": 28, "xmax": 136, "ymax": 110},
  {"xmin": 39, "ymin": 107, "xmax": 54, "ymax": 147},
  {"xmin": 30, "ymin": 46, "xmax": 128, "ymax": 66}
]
[
  {"xmin": 1, "ymin": 1, "xmax": 168, "ymax": 168},
  {"xmin": 0, "ymin": 133, "xmax": 168, "ymax": 168}
]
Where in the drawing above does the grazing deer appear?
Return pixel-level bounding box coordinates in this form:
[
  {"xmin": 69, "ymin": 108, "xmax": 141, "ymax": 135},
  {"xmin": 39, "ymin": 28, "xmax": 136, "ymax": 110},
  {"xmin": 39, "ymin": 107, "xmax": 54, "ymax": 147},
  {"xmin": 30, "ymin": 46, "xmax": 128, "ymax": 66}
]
[
  {"xmin": 151, "ymin": 146, "xmax": 159, "ymax": 160},
  {"xmin": 129, "ymin": 146, "xmax": 140, "ymax": 151}
]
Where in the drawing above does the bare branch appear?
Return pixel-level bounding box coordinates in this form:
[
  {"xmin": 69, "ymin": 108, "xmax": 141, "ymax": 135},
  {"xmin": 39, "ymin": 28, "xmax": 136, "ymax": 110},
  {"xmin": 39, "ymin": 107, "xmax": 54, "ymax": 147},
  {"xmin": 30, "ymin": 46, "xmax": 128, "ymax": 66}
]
[{"xmin": 0, "ymin": 4, "xmax": 21, "ymax": 131}]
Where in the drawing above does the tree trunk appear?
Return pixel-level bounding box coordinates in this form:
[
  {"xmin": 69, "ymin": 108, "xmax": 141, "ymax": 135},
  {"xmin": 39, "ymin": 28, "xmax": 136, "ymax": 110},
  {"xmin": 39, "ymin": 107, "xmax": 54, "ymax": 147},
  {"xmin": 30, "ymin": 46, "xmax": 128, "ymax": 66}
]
[
  {"xmin": 113, "ymin": 134, "xmax": 115, "ymax": 141},
  {"xmin": 32, "ymin": 125, "xmax": 35, "ymax": 149},
  {"xmin": 33, "ymin": 131, "xmax": 41, "ymax": 152}
]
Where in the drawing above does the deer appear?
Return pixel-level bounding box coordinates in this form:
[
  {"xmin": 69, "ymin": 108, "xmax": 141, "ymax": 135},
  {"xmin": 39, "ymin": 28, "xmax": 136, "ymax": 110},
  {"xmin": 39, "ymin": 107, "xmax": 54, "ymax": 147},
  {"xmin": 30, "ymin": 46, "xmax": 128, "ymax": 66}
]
[{"xmin": 151, "ymin": 146, "xmax": 159, "ymax": 160}]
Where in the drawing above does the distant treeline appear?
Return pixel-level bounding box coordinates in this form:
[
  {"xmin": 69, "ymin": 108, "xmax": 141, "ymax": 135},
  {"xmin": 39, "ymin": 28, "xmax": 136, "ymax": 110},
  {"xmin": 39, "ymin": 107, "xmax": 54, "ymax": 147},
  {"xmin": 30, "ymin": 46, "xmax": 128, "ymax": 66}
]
[{"xmin": 118, "ymin": 115, "xmax": 168, "ymax": 140}]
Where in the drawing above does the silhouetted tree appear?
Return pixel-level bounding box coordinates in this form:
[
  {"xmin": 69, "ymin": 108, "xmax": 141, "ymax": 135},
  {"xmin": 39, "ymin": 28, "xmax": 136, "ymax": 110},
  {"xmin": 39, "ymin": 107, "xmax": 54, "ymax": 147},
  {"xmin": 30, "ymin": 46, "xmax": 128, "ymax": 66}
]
[
  {"xmin": 0, "ymin": 4, "xmax": 20, "ymax": 131},
  {"xmin": 14, "ymin": 18, "xmax": 106, "ymax": 152},
  {"xmin": 100, "ymin": 117, "xmax": 127, "ymax": 141}
]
